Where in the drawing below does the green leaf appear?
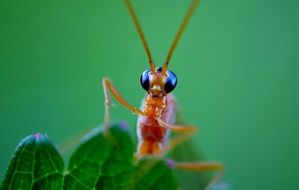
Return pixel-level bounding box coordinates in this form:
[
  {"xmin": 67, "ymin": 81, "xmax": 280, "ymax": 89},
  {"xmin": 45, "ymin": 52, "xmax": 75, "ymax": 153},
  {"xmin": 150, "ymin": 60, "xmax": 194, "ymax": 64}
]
[
  {"xmin": 1, "ymin": 123, "xmax": 178, "ymax": 190},
  {"xmin": 1, "ymin": 133, "xmax": 64, "ymax": 190},
  {"xmin": 133, "ymin": 158, "xmax": 177, "ymax": 190},
  {"xmin": 64, "ymin": 123, "xmax": 135, "ymax": 190}
]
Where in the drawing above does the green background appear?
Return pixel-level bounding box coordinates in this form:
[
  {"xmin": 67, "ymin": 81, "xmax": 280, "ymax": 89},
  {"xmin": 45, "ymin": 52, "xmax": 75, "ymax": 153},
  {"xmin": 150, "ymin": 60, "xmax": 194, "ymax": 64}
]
[{"xmin": 1, "ymin": 0, "xmax": 298, "ymax": 189}]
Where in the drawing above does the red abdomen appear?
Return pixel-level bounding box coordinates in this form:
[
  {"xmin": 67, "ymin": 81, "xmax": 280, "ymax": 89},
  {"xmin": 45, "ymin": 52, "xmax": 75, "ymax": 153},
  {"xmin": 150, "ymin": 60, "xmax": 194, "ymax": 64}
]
[
  {"xmin": 136, "ymin": 94, "xmax": 176, "ymax": 157},
  {"xmin": 138, "ymin": 116, "xmax": 168, "ymax": 142}
]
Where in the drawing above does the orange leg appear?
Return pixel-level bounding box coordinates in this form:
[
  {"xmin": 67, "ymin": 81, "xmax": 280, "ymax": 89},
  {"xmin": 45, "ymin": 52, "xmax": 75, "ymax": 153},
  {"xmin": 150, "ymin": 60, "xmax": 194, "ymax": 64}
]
[
  {"xmin": 157, "ymin": 117, "xmax": 198, "ymax": 153},
  {"xmin": 157, "ymin": 117, "xmax": 197, "ymax": 134},
  {"xmin": 102, "ymin": 77, "xmax": 146, "ymax": 132},
  {"xmin": 167, "ymin": 160, "xmax": 224, "ymax": 190},
  {"xmin": 165, "ymin": 133, "xmax": 193, "ymax": 153},
  {"xmin": 171, "ymin": 161, "xmax": 223, "ymax": 172},
  {"xmin": 158, "ymin": 118, "xmax": 224, "ymax": 189}
]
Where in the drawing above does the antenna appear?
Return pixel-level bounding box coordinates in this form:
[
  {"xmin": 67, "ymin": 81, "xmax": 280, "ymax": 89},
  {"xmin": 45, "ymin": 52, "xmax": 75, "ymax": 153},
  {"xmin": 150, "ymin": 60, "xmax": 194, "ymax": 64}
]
[
  {"xmin": 162, "ymin": 0, "xmax": 201, "ymax": 72},
  {"xmin": 124, "ymin": 0, "xmax": 156, "ymax": 71}
]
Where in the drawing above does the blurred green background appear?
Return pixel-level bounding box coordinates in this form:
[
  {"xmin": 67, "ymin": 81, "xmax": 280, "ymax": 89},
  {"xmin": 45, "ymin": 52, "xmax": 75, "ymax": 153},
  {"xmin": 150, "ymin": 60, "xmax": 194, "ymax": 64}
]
[{"xmin": 1, "ymin": 0, "xmax": 299, "ymax": 189}]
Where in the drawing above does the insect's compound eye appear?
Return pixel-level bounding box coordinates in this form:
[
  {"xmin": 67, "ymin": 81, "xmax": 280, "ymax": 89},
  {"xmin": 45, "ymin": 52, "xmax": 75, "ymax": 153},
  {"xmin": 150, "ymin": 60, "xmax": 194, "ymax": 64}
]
[
  {"xmin": 164, "ymin": 70, "xmax": 177, "ymax": 94},
  {"xmin": 140, "ymin": 69, "xmax": 150, "ymax": 91}
]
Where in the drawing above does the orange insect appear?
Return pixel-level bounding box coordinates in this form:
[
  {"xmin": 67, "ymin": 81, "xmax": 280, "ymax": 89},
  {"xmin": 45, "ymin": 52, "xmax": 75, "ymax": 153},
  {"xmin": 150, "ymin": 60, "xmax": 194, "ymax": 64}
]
[{"xmin": 102, "ymin": 0, "xmax": 223, "ymax": 186}]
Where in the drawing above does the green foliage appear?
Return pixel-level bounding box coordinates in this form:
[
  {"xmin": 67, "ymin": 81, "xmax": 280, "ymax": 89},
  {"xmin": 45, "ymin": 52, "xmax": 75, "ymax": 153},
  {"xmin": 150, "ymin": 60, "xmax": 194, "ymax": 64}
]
[
  {"xmin": 0, "ymin": 123, "xmax": 177, "ymax": 190},
  {"xmin": 0, "ymin": 133, "xmax": 64, "ymax": 189}
]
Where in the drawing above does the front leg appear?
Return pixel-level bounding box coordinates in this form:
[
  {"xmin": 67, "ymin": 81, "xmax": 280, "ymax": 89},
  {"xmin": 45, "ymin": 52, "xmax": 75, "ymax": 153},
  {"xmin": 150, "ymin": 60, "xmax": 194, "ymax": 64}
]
[{"xmin": 102, "ymin": 77, "xmax": 147, "ymax": 132}]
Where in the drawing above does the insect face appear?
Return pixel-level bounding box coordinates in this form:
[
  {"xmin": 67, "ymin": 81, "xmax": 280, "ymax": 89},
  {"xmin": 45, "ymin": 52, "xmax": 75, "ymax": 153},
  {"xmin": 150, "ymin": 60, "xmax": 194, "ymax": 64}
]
[{"xmin": 140, "ymin": 67, "xmax": 177, "ymax": 97}]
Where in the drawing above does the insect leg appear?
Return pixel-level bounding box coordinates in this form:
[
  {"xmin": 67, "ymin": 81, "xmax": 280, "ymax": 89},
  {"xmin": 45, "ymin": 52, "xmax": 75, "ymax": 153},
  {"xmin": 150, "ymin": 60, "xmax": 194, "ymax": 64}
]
[
  {"xmin": 57, "ymin": 128, "xmax": 93, "ymax": 156},
  {"xmin": 168, "ymin": 160, "xmax": 224, "ymax": 190},
  {"xmin": 173, "ymin": 161, "xmax": 223, "ymax": 172},
  {"xmin": 102, "ymin": 77, "xmax": 147, "ymax": 132},
  {"xmin": 165, "ymin": 134, "xmax": 193, "ymax": 153},
  {"xmin": 157, "ymin": 117, "xmax": 197, "ymax": 134}
]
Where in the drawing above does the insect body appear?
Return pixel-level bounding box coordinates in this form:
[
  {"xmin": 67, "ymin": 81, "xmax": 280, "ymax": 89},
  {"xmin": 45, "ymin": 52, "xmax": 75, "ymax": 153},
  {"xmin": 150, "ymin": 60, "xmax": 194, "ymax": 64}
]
[
  {"xmin": 137, "ymin": 67, "xmax": 177, "ymax": 157},
  {"xmin": 102, "ymin": 0, "xmax": 223, "ymax": 187}
]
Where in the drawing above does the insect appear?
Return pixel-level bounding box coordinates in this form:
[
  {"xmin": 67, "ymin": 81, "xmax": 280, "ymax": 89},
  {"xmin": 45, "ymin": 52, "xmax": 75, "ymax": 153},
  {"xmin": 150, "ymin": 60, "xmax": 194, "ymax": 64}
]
[{"xmin": 102, "ymin": 0, "xmax": 223, "ymax": 187}]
